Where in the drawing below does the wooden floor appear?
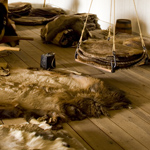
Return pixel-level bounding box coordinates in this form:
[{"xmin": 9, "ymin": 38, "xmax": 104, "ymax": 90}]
[{"xmin": 1, "ymin": 25, "xmax": 150, "ymax": 150}]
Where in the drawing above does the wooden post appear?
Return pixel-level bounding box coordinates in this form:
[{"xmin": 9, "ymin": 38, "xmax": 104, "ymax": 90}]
[
  {"xmin": 43, "ymin": 0, "xmax": 46, "ymax": 7},
  {"xmin": 0, "ymin": 36, "xmax": 34, "ymax": 44}
]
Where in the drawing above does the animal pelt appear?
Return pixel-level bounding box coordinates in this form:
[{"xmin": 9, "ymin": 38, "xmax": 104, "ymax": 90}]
[
  {"xmin": 0, "ymin": 124, "xmax": 83, "ymax": 150},
  {"xmin": 51, "ymin": 29, "xmax": 80, "ymax": 47},
  {"xmin": 40, "ymin": 15, "xmax": 90, "ymax": 46},
  {"xmin": 8, "ymin": 2, "xmax": 32, "ymax": 17},
  {"xmin": 0, "ymin": 68, "xmax": 131, "ymax": 128},
  {"xmin": 29, "ymin": 7, "xmax": 67, "ymax": 18},
  {"xmin": 79, "ymin": 39, "xmax": 143, "ymax": 59},
  {"xmin": 74, "ymin": 13, "xmax": 101, "ymax": 31},
  {"xmin": 0, "ymin": 2, "xmax": 19, "ymax": 46},
  {"xmin": 9, "ymin": 4, "xmax": 67, "ymax": 26},
  {"xmin": 123, "ymin": 37, "xmax": 150, "ymax": 50}
]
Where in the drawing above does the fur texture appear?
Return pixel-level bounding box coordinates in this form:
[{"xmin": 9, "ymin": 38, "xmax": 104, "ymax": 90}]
[
  {"xmin": 40, "ymin": 15, "xmax": 90, "ymax": 44},
  {"xmin": 0, "ymin": 69, "xmax": 131, "ymax": 128},
  {"xmin": 123, "ymin": 37, "xmax": 150, "ymax": 50},
  {"xmin": 0, "ymin": 124, "xmax": 83, "ymax": 150},
  {"xmin": 80, "ymin": 39, "xmax": 143, "ymax": 59},
  {"xmin": 76, "ymin": 36, "xmax": 147, "ymax": 70}
]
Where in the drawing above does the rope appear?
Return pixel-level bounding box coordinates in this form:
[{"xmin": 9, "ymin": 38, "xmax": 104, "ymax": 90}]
[
  {"xmin": 107, "ymin": 0, "xmax": 112, "ymax": 41},
  {"xmin": 112, "ymin": 0, "xmax": 116, "ymax": 52},
  {"xmin": 112, "ymin": 0, "xmax": 117, "ymax": 69},
  {"xmin": 79, "ymin": 0, "xmax": 93, "ymax": 45},
  {"xmin": 133, "ymin": 0, "xmax": 146, "ymax": 51}
]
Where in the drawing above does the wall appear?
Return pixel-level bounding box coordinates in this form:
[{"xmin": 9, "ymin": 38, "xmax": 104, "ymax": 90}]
[
  {"xmin": 49, "ymin": 0, "xmax": 150, "ymax": 37},
  {"xmin": 115, "ymin": 0, "xmax": 150, "ymax": 37},
  {"xmin": 8, "ymin": 0, "xmax": 150, "ymax": 37}
]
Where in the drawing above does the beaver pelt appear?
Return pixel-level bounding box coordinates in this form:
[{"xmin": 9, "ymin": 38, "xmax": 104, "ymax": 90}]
[{"xmin": 0, "ymin": 69, "xmax": 131, "ymax": 129}]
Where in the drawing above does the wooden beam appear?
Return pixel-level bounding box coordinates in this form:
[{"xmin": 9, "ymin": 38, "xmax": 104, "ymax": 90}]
[
  {"xmin": 0, "ymin": 36, "xmax": 34, "ymax": 44},
  {"xmin": 0, "ymin": 46, "xmax": 20, "ymax": 51},
  {"xmin": 43, "ymin": 0, "xmax": 46, "ymax": 7}
]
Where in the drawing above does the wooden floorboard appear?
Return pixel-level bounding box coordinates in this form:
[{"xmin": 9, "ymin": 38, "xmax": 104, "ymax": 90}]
[
  {"xmin": 90, "ymin": 116, "xmax": 148, "ymax": 150},
  {"xmin": 68, "ymin": 119, "xmax": 124, "ymax": 150},
  {"xmin": 110, "ymin": 110, "xmax": 150, "ymax": 149},
  {"xmin": 1, "ymin": 25, "xmax": 150, "ymax": 150},
  {"xmin": 63, "ymin": 123, "xmax": 93, "ymax": 150}
]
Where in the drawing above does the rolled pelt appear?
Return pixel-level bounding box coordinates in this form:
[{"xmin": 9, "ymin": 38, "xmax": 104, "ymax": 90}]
[{"xmin": 41, "ymin": 15, "xmax": 90, "ymax": 47}]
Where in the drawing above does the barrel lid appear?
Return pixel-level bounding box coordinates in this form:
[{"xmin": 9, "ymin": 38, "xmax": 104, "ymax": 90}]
[{"xmin": 116, "ymin": 19, "xmax": 131, "ymax": 24}]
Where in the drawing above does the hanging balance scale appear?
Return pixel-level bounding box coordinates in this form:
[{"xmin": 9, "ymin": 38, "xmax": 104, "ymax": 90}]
[{"xmin": 75, "ymin": 0, "xmax": 149, "ymax": 73}]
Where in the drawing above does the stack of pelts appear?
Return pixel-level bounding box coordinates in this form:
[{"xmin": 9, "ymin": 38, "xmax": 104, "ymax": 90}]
[
  {"xmin": 74, "ymin": 13, "xmax": 101, "ymax": 31},
  {"xmin": 8, "ymin": 4, "xmax": 68, "ymax": 26},
  {"xmin": 8, "ymin": 2, "xmax": 32, "ymax": 17},
  {"xmin": 41, "ymin": 15, "xmax": 90, "ymax": 47},
  {"xmin": 29, "ymin": 7, "xmax": 67, "ymax": 18}
]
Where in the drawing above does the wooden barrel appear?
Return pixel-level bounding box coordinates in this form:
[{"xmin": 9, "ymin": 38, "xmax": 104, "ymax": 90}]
[{"xmin": 116, "ymin": 19, "xmax": 132, "ymax": 34}]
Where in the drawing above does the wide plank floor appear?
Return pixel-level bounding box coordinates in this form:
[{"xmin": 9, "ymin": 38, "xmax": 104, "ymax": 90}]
[{"xmin": 1, "ymin": 25, "xmax": 150, "ymax": 150}]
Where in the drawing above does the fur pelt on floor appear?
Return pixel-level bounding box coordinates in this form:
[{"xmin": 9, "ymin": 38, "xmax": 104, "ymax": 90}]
[
  {"xmin": 0, "ymin": 123, "xmax": 85, "ymax": 150},
  {"xmin": 0, "ymin": 68, "xmax": 131, "ymax": 128}
]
